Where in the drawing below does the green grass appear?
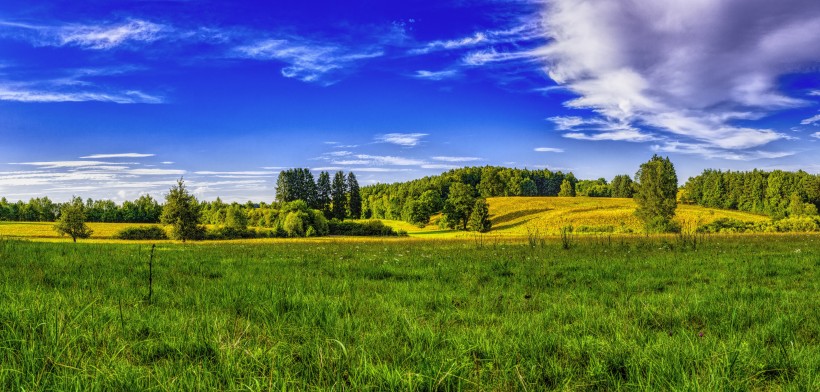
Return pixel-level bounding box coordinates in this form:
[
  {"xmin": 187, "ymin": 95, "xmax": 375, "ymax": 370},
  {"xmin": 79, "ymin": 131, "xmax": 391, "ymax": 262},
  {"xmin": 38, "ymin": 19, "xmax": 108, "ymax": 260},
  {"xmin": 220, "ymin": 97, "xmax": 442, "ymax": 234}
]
[{"xmin": 0, "ymin": 234, "xmax": 818, "ymax": 390}]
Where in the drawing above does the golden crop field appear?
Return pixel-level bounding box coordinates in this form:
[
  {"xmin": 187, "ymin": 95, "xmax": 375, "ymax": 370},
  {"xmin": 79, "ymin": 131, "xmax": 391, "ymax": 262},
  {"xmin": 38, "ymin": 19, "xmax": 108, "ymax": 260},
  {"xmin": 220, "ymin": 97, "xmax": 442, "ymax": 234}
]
[{"xmin": 391, "ymin": 196, "xmax": 770, "ymax": 238}]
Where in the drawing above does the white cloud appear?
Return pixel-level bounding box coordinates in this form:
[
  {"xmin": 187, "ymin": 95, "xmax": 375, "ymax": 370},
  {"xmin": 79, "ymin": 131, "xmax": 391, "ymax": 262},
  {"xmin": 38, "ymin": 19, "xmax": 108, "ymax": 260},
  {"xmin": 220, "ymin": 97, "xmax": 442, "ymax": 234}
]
[
  {"xmin": 354, "ymin": 154, "xmax": 425, "ymax": 166},
  {"xmin": 0, "ymin": 19, "xmax": 166, "ymax": 50},
  {"xmin": 421, "ymin": 164, "xmax": 459, "ymax": 170},
  {"xmin": 538, "ymin": 0, "xmax": 820, "ymax": 154},
  {"xmin": 375, "ymin": 133, "xmax": 428, "ymax": 147},
  {"xmin": 128, "ymin": 169, "xmax": 186, "ymax": 175},
  {"xmin": 810, "ymin": 90, "xmax": 820, "ymax": 96},
  {"xmin": 462, "ymin": 47, "xmax": 536, "ymax": 66},
  {"xmin": 431, "ymin": 156, "xmax": 481, "ymax": 162},
  {"xmin": 534, "ymin": 147, "xmax": 564, "ymax": 153},
  {"xmin": 326, "ymin": 150, "xmax": 353, "ymax": 157},
  {"xmin": 233, "ymin": 38, "xmax": 382, "ymax": 83},
  {"xmin": 161, "ymin": 161, "xmax": 174, "ymax": 165},
  {"xmin": 801, "ymin": 113, "xmax": 820, "ymax": 126},
  {"xmin": 410, "ymin": 22, "xmax": 543, "ymax": 56},
  {"xmin": 332, "ymin": 160, "xmax": 370, "ymax": 165},
  {"xmin": 410, "ymin": 32, "xmax": 488, "ymax": 55},
  {"xmin": 652, "ymin": 141, "xmax": 795, "ymax": 161},
  {"xmin": 13, "ymin": 160, "xmax": 112, "ymax": 168},
  {"xmin": 57, "ymin": 20, "xmax": 166, "ymax": 49},
  {"xmin": 81, "ymin": 153, "xmax": 155, "ymax": 159},
  {"xmin": 0, "ymin": 85, "xmax": 163, "ymax": 104},
  {"xmin": 414, "ymin": 70, "xmax": 458, "ymax": 81},
  {"xmin": 194, "ymin": 171, "xmax": 275, "ymax": 176},
  {"xmin": 811, "ymin": 132, "xmax": 820, "ymax": 139}
]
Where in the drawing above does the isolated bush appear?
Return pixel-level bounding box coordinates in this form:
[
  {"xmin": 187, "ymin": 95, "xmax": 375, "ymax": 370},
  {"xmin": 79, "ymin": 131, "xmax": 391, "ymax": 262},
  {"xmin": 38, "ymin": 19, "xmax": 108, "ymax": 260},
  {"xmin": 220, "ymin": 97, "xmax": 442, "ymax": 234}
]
[{"xmin": 113, "ymin": 226, "xmax": 168, "ymax": 240}]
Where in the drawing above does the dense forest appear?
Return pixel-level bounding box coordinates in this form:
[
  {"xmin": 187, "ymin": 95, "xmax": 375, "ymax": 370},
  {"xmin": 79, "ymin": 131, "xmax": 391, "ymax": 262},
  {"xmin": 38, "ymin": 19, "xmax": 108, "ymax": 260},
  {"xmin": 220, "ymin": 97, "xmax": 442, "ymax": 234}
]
[{"xmin": 682, "ymin": 169, "xmax": 820, "ymax": 219}]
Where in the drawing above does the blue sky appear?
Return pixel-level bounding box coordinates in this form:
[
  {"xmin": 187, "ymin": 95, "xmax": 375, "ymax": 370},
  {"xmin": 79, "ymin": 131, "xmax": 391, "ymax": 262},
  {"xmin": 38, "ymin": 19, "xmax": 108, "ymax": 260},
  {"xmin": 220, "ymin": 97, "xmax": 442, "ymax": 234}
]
[{"xmin": 1, "ymin": 0, "xmax": 819, "ymax": 202}]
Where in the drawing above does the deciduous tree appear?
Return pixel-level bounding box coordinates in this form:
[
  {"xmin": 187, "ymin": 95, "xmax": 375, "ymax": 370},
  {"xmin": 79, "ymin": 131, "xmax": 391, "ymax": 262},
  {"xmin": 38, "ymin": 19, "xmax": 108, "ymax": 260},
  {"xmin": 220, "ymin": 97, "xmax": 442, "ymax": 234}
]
[{"xmin": 54, "ymin": 196, "xmax": 93, "ymax": 243}]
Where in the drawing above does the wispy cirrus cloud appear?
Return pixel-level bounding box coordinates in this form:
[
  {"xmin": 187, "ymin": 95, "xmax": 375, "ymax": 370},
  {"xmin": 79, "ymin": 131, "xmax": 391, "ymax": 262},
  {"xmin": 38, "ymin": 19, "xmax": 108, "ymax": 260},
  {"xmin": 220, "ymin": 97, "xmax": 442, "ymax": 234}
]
[
  {"xmin": 534, "ymin": 147, "xmax": 563, "ymax": 153},
  {"xmin": 0, "ymin": 19, "xmax": 166, "ymax": 50},
  {"xmin": 80, "ymin": 153, "xmax": 155, "ymax": 159},
  {"xmin": 801, "ymin": 114, "xmax": 820, "ymax": 126},
  {"xmin": 652, "ymin": 141, "xmax": 795, "ymax": 161},
  {"xmin": 375, "ymin": 133, "xmax": 428, "ymax": 147},
  {"xmin": 538, "ymin": 0, "xmax": 820, "ymax": 158},
  {"xmin": 351, "ymin": 154, "xmax": 425, "ymax": 166},
  {"xmin": 233, "ymin": 38, "xmax": 382, "ymax": 83},
  {"xmin": 431, "ymin": 156, "xmax": 481, "ymax": 162},
  {"xmin": 414, "ymin": 69, "xmax": 458, "ymax": 81},
  {"xmin": 811, "ymin": 132, "xmax": 820, "ymax": 139},
  {"xmin": 0, "ymin": 84, "xmax": 163, "ymax": 104}
]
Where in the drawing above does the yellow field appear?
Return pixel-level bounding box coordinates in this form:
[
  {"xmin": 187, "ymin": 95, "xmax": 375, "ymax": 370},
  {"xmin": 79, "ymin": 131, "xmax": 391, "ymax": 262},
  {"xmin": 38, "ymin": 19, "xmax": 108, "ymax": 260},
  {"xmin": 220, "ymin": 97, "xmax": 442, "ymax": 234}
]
[
  {"xmin": 383, "ymin": 196, "xmax": 770, "ymax": 238},
  {"xmin": 0, "ymin": 197, "xmax": 773, "ymax": 242}
]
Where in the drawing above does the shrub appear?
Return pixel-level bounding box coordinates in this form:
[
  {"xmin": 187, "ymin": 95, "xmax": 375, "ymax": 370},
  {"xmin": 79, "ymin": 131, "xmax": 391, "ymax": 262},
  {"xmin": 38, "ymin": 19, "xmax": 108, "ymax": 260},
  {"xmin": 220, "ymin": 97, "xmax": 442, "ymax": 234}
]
[
  {"xmin": 328, "ymin": 220, "xmax": 402, "ymax": 236},
  {"xmin": 205, "ymin": 227, "xmax": 257, "ymax": 240},
  {"xmin": 696, "ymin": 218, "xmax": 749, "ymax": 234},
  {"xmin": 113, "ymin": 226, "xmax": 168, "ymax": 240}
]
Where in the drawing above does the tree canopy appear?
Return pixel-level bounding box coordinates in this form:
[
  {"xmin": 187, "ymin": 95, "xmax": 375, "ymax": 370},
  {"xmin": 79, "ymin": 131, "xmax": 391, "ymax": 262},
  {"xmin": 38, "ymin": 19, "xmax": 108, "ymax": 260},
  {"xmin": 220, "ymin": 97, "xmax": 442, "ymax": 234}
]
[
  {"xmin": 634, "ymin": 155, "xmax": 678, "ymax": 232},
  {"xmin": 161, "ymin": 178, "xmax": 204, "ymax": 242},
  {"xmin": 53, "ymin": 196, "xmax": 93, "ymax": 242}
]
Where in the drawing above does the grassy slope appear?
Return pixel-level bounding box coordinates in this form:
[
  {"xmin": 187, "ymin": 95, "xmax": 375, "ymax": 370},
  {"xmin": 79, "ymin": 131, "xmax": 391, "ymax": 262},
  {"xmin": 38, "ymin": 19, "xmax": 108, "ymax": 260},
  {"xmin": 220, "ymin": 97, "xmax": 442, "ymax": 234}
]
[
  {"xmin": 383, "ymin": 196, "xmax": 770, "ymax": 238},
  {"xmin": 0, "ymin": 236, "xmax": 817, "ymax": 390}
]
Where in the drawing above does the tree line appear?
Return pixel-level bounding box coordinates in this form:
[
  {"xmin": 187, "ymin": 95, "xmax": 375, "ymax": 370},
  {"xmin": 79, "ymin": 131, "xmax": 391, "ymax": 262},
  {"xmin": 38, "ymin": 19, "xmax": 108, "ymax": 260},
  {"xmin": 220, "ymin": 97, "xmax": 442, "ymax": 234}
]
[
  {"xmin": 0, "ymin": 195, "xmax": 161, "ymax": 223},
  {"xmin": 681, "ymin": 169, "xmax": 820, "ymax": 219},
  {"xmin": 360, "ymin": 166, "xmax": 637, "ymax": 229}
]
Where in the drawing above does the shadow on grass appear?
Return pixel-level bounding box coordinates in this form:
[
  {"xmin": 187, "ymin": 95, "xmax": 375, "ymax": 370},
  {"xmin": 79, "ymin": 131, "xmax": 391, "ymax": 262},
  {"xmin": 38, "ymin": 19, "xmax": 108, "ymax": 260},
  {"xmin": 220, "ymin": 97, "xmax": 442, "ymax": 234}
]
[{"xmin": 492, "ymin": 208, "xmax": 550, "ymax": 226}]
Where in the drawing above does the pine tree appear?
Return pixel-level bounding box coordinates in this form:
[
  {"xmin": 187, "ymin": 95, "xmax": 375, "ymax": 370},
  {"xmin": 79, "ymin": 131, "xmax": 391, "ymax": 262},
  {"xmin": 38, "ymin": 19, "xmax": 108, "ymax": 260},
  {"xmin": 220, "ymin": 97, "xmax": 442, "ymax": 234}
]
[
  {"xmin": 331, "ymin": 171, "xmax": 347, "ymax": 220},
  {"xmin": 347, "ymin": 172, "xmax": 362, "ymax": 219},
  {"xmin": 467, "ymin": 198, "xmax": 492, "ymax": 232},
  {"xmin": 161, "ymin": 178, "xmax": 203, "ymax": 242},
  {"xmin": 634, "ymin": 155, "xmax": 679, "ymax": 232},
  {"xmin": 317, "ymin": 171, "xmax": 332, "ymax": 218}
]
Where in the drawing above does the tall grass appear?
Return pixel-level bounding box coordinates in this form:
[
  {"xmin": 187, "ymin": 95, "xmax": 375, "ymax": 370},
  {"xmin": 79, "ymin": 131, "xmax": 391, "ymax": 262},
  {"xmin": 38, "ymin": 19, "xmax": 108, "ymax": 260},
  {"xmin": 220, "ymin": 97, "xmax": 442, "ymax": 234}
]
[{"xmin": 0, "ymin": 235, "xmax": 818, "ymax": 390}]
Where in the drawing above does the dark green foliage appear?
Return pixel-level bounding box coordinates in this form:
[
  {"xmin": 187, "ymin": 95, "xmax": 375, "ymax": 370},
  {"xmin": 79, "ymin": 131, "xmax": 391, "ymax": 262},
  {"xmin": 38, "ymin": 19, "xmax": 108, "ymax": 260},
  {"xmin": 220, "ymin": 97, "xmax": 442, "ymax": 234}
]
[
  {"xmin": 683, "ymin": 169, "xmax": 820, "ymax": 219},
  {"xmin": 347, "ymin": 172, "xmax": 362, "ymax": 219},
  {"xmin": 327, "ymin": 220, "xmax": 403, "ymax": 236},
  {"xmin": 161, "ymin": 179, "xmax": 205, "ymax": 242},
  {"xmin": 331, "ymin": 171, "xmax": 347, "ymax": 221},
  {"xmin": 317, "ymin": 171, "xmax": 332, "ymax": 218},
  {"xmin": 467, "ymin": 198, "xmax": 492, "ymax": 232},
  {"xmin": 53, "ymin": 196, "xmax": 93, "ymax": 242},
  {"xmin": 275, "ymin": 168, "xmax": 318, "ymax": 207},
  {"xmin": 113, "ymin": 226, "xmax": 169, "ymax": 240},
  {"xmin": 634, "ymin": 155, "xmax": 678, "ymax": 233},
  {"xmin": 611, "ymin": 175, "xmax": 635, "ymax": 198},
  {"xmin": 442, "ymin": 183, "xmax": 476, "ymax": 230}
]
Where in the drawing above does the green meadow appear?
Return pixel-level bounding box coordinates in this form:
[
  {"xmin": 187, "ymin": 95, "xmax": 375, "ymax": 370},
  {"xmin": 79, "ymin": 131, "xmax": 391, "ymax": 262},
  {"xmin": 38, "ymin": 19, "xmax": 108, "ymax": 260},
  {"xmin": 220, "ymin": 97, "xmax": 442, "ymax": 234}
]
[{"xmin": 0, "ymin": 234, "xmax": 818, "ymax": 390}]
